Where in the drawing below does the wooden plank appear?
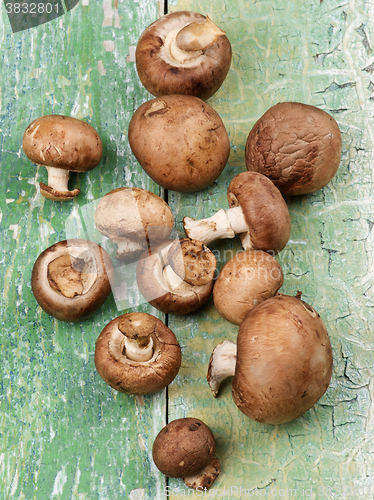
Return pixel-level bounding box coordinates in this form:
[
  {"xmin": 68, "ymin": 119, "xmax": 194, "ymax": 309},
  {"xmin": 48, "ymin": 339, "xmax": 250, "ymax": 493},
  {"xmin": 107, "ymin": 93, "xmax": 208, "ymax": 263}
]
[
  {"xmin": 167, "ymin": 0, "xmax": 374, "ymax": 497},
  {"xmin": 0, "ymin": 1, "xmax": 168, "ymax": 498}
]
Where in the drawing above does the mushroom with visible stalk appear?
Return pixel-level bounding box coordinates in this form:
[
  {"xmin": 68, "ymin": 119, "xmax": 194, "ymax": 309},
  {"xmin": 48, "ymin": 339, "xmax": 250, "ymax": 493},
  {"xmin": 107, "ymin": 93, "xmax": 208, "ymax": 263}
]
[
  {"xmin": 213, "ymin": 249, "xmax": 284, "ymax": 325},
  {"xmin": 136, "ymin": 238, "xmax": 216, "ymax": 314},
  {"xmin": 94, "ymin": 187, "xmax": 174, "ymax": 261},
  {"xmin": 152, "ymin": 417, "xmax": 220, "ymax": 490},
  {"xmin": 183, "ymin": 171, "xmax": 291, "ymax": 254},
  {"xmin": 207, "ymin": 294, "xmax": 333, "ymax": 424},
  {"xmin": 245, "ymin": 101, "xmax": 342, "ymax": 196},
  {"xmin": 128, "ymin": 94, "xmax": 230, "ymax": 192},
  {"xmin": 94, "ymin": 312, "xmax": 181, "ymax": 395},
  {"xmin": 22, "ymin": 115, "xmax": 103, "ymax": 201},
  {"xmin": 31, "ymin": 239, "xmax": 113, "ymax": 322},
  {"xmin": 135, "ymin": 11, "xmax": 232, "ymax": 101}
]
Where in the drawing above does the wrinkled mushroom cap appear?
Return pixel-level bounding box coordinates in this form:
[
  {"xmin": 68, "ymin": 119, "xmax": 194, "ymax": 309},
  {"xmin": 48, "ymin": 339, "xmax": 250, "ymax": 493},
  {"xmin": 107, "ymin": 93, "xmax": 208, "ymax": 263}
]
[
  {"xmin": 94, "ymin": 312, "xmax": 181, "ymax": 395},
  {"xmin": 232, "ymin": 294, "xmax": 333, "ymax": 424},
  {"xmin": 31, "ymin": 239, "xmax": 113, "ymax": 322},
  {"xmin": 135, "ymin": 11, "xmax": 232, "ymax": 101},
  {"xmin": 94, "ymin": 187, "xmax": 174, "ymax": 243},
  {"xmin": 128, "ymin": 95, "xmax": 230, "ymax": 192},
  {"xmin": 227, "ymin": 171, "xmax": 291, "ymax": 254},
  {"xmin": 22, "ymin": 115, "xmax": 103, "ymax": 172},
  {"xmin": 213, "ymin": 249, "xmax": 283, "ymax": 325},
  {"xmin": 136, "ymin": 240, "xmax": 214, "ymax": 314},
  {"xmin": 245, "ymin": 102, "xmax": 342, "ymax": 196},
  {"xmin": 152, "ymin": 417, "xmax": 216, "ymax": 478}
]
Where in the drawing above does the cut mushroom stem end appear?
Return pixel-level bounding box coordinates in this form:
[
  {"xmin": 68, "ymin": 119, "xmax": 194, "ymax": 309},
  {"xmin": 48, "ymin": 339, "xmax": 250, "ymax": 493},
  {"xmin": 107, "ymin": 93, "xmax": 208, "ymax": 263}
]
[
  {"xmin": 183, "ymin": 457, "xmax": 221, "ymax": 490},
  {"xmin": 183, "ymin": 206, "xmax": 249, "ymax": 248},
  {"xmin": 176, "ymin": 16, "xmax": 226, "ymax": 52},
  {"xmin": 207, "ymin": 340, "xmax": 237, "ymax": 397},
  {"xmin": 118, "ymin": 313, "xmax": 156, "ymax": 362},
  {"xmin": 39, "ymin": 166, "xmax": 80, "ymax": 201}
]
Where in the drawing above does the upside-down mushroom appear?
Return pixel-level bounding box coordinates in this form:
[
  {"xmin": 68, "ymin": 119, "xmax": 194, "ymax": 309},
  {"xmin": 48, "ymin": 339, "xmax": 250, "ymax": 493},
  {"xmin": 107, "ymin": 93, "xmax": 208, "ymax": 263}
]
[
  {"xmin": 207, "ymin": 294, "xmax": 333, "ymax": 424},
  {"xmin": 31, "ymin": 239, "xmax": 113, "ymax": 322},
  {"xmin": 95, "ymin": 312, "xmax": 181, "ymax": 395},
  {"xmin": 136, "ymin": 11, "xmax": 232, "ymax": 101},
  {"xmin": 136, "ymin": 238, "xmax": 216, "ymax": 314},
  {"xmin": 183, "ymin": 171, "xmax": 291, "ymax": 254},
  {"xmin": 245, "ymin": 102, "xmax": 342, "ymax": 196},
  {"xmin": 152, "ymin": 417, "xmax": 221, "ymax": 490},
  {"xmin": 22, "ymin": 115, "xmax": 103, "ymax": 201}
]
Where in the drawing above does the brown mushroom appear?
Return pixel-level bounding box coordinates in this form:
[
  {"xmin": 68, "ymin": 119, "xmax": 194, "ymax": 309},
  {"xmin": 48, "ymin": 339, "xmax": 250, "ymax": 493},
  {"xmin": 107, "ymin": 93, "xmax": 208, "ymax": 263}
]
[
  {"xmin": 245, "ymin": 102, "xmax": 342, "ymax": 196},
  {"xmin": 135, "ymin": 11, "xmax": 232, "ymax": 101},
  {"xmin": 128, "ymin": 94, "xmax": 230, "ymax": 192},
  {"xmin": 213, "ymin": 249, "xmax": 284, "ymax": 325},
  {"xmin": 183, "ymin": 171, "xmax": 291, "ymax": 254},
  {"xmin": 136, "ymin": 238, "xmax": 216, "ymax": 314},
  {"xmin": 22, "ymin": 115, "xmax": 103, "ymax": 201},
  {"xmin": 94, "ymin": 312, "xmax": 181, "ymax": 395},
  {"xmin": 94, "ymin": 187, "xmax": 174, "ymax": 261},
  {"xmin": 207, "ymin": 294, "xmax": 333, "ymax": 424},
  {"xmin": 31, "ymin": 239, "xmax": 113, "ymax": 322},
  {"xmin": 152, "ymin": 417, "xmax": 220, "ymax": 489}
]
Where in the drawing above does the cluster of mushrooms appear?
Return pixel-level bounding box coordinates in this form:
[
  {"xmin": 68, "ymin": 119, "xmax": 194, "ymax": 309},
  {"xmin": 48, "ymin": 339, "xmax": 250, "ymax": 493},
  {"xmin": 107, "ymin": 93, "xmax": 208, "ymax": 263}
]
[{"xmin": 25, "ymin": 10, "xmax": 342, "ymax": 492}]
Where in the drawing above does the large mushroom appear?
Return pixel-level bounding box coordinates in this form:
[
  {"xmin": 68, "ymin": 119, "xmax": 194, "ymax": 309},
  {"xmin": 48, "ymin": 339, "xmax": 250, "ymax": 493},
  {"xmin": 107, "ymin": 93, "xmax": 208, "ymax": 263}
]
[
  {"xmin": 213, "ymin": 249, "xmax": 284, "ymax": 325},
  {"xmin": 31, "ymin": 239, "xmax": 113, "ymax": 322},
  {"xmin": 207, "ymin": 294, "xmax": 333, "ymax": 424},
  {"xmin": 94, "ymin": 312, "xmax": 181, "ymax": 395},
  {"xmin": 135, "ymin": 11, "xmax": 232, "ymax": 101},
  {"xmin": 136, "ymin": 238, "xmax": 216, "ymax": 314},
  {"xmin": 183, "ymin": 171, "xmax": 291, "ymax": 254},
  {"xmin": 22, "ymin": 115, "xmax": 103, "ymax": 201},
  {"xmin": 94, "ymin": 187, "xmax": 174, "ymax": 261},
  {"xmin": 152, "ymin": 417, "xmax": 221, "ymax": 490},
  {"xmin": 128, "ymin": 94, "xmax": 230, "ymax": 192},
  {"xmin": 245, "ymin": 102, "xmax": 342, "ymax": 196}
]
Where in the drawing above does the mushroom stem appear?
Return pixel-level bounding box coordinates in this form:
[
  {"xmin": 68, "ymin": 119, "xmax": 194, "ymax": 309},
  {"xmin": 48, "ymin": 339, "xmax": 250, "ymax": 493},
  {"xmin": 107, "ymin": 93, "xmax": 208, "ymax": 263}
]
[
  {"xmin": 118, "ymin": 313, "xmax": 156, "ymax": 362},
  {"xmin": 207, "ymin": 340, "xmax": 237, "ymax": 397},
  {"xmin": 124, "ymin": 336, "xmax": 154, "ymax": 362},
  {"xmin": 183, "ymin": 206, "xmax": 249, "ymax": 247},
  {"xmin": 176, "ymin": 17, "xmax": 226, "ymax": 52},
  {"xmin": 39, "ymin": 166, "xmax": 80, "ymax": 201}
]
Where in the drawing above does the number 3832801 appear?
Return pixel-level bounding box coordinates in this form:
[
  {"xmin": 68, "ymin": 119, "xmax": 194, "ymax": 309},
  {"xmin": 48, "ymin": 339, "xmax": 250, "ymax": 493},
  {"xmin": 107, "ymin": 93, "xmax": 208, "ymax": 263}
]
[{"xmin": 5, "ymin": 3, "xmax": 60, "ymax": 14}]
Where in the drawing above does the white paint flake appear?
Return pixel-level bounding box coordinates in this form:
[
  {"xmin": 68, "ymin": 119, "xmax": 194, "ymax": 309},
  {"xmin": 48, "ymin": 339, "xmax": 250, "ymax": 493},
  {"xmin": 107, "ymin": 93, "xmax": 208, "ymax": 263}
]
[
  {"xmin": 52, "ymin": 466, "xmax": 67, "ymax": 496},
  {"xmin": 129, "ymin": 489, "xmax": 145, "ymax": 500}
]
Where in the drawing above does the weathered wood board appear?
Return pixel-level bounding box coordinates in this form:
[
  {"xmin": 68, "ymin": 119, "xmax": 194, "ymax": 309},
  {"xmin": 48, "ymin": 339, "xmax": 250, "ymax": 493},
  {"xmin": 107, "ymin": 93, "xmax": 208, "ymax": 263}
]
[{"xmin": 1, "ymin": 0, "xmax": 374, "ymax": 498}]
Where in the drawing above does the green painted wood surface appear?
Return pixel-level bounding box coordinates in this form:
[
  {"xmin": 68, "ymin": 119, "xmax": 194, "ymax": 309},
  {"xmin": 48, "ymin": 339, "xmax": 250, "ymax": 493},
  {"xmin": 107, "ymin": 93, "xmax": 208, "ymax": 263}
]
[{"xmin": 2, "ymin": 0, "xmax": 374, "ymax": 498}]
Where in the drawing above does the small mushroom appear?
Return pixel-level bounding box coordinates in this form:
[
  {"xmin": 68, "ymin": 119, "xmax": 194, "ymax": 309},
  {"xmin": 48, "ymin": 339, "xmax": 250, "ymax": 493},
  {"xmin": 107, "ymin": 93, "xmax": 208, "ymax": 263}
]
[
  {"xmin": 94, "ymin": 187, "xmax": 174, "ymax": 261},
  {"xmin": 183, "ymin": 171, "xmax": 291, "ymax": 254},
  {"xmin": 213, "ymin": 249, "xmax": 284, "ymax": 325},
  {"xmin": 22, "ymin": 115, "xmax": 103, "ymax": 201},
  {"xmin": 136, "ymin": 238, "xmax": 216, "ymax": 314},
  {"xmin": 128, "ymin": 94, "xmax": 230, "ymax": 192},
  {"xmin": 94, "ymin": 312, "xmax": 181, "ymax": 395},
  {"xmin": 31, "ymin": 239, "xmax": 113, "ymax": 322},
  {"xmin": 245, "ymin": 101, "xmax": 342, "ymax": 196},
  {"xmin": 152, "ymin": 417, "xmax": 220, "ymax": 489},
  {"xmin": 135, "ymin": 11, "xmax": 231, "ymax": 101},
  {"xmin": 207, "ymin": 294, "xmax": 333, "ymax": 424}
]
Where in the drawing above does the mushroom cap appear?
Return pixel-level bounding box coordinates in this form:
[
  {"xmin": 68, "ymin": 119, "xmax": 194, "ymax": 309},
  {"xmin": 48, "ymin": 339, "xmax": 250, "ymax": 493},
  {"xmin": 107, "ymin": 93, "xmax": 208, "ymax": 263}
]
[
  {"xmin": 94, "ymin": 312, "xmax": 181, "ymax": 395},
  {"xmin": 94, "ymin": 187, "xmax": 174, "ymax": 243},
  {"xmin": 152, "ymin": 417, "xmax": 216, "ymax": 478},
  {"xmin": 31, "ymin": 239, "xmax": 113, "ymax": 322},
  {"xmin": 135, "ymin": 11, "xmax": 232, "ymax": 101},
  {"xmin": 227, "ymin": 171, "xmax": 291, "ymax": 254},
  {"xmin": 232, "ymin": 294, "xmax": 333, "ymax": 424},
  {"xmin": 213, "ymin": 249, "xmax": 284, "ymax": 325},
  {"xmin": 136, "ymin": 241, "xmax": 214, "ymax": 314},
  {"xmin": 245, "ymin": 102, "xmax": 342, "ymax": 196},
  {"xmin": 22, "ymin": 115, "xmax": 103, "ymax": 172},
  {"xmin": 128, "ymin": 94, "xmax": 230, "ymax": 192}
]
